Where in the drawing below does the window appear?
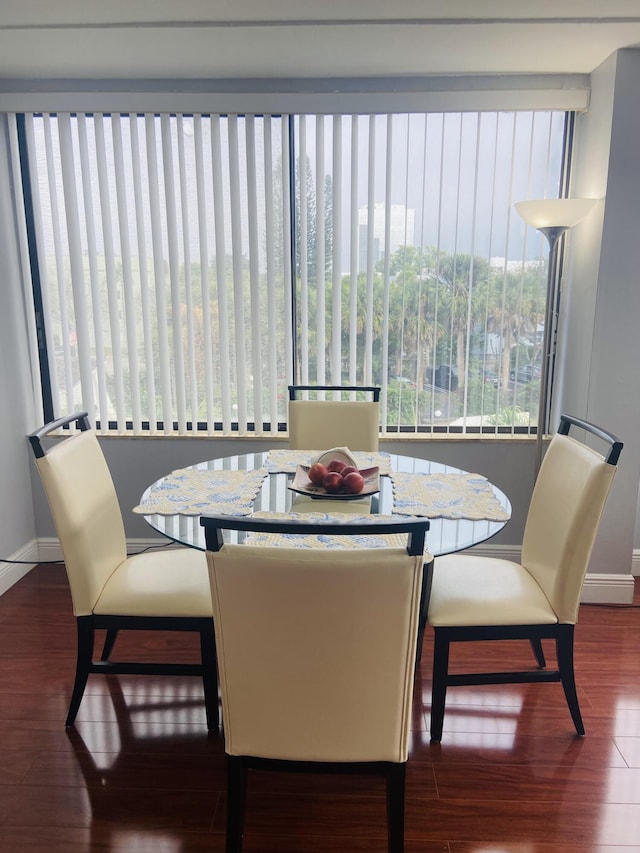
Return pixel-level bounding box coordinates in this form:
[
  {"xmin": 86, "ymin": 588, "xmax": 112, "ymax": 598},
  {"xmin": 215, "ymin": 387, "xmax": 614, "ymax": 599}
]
[
  {"xmin": 15, "ymin": 108, "xmax": 569, "ymax": 436},
  {"xmin": 20, "ymin": 113, "xmax": 290, "ymax": 434}
]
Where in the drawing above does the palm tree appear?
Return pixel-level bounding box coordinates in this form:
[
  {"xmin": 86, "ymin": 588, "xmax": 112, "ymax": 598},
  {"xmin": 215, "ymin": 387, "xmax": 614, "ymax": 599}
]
[
  {"xmin": 384, "ymin": 245, "xmax": 443, "ymax": 390},
  {"xmin": 483, "ymin": 263, "xmax": 545, "ymax": 390},
  {"xmin": 433, "ymin": 251, "xmax": 489, "ymax": 391}
]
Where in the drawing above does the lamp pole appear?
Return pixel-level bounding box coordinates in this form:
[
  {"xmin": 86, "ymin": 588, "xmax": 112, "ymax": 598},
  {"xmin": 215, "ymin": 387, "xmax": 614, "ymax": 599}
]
[
  {"xmin": 514, "ymin": 199, "xmax": 597, "ymax": 476},
  {"xmin": 534, "ymin": 225, "xmax": 569, "ymax": 475}
]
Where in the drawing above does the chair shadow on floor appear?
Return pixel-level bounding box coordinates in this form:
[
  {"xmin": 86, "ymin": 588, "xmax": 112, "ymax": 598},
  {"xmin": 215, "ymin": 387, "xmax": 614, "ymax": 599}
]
[
  {"xmin": 65, "ymin": 676, "xmax": 225, "ymax": 848},
  {"xmin": 422, "ymin": 673, "xmax": 593, "ymax": 831}
]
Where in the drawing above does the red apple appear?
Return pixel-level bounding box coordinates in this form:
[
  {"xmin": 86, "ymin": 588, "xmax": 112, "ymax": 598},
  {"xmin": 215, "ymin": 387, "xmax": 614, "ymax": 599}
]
[
  {"xmin": 342, "ymin": 471, "xmax": 365, "ymax": 494},
  {"xmin": 341, "ymin": 466, "xmax": 358, "ymax": 476},
  {"xmin": 308, "ymin": 462, "xmax": 329, "ymax": 485},
  {"xmin": 327, "ymin": 459, "xmax": 347, "ymax": 474},
  {"xmin": 323, "ymin": 472, "xmax": 344, "ymax": 493}
]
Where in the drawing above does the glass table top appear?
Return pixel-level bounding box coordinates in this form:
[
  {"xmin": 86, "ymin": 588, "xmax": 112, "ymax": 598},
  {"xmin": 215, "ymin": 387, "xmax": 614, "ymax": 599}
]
[{"xmin": 141, "ymin": 451, "xmax": 511, "ymax": 558}]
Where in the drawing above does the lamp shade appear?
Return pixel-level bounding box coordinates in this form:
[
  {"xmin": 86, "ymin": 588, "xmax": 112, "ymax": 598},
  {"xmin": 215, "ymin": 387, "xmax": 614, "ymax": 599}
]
[{"xmin": 515, "ymin": 198, "xmax": 597, "ymax": 229}]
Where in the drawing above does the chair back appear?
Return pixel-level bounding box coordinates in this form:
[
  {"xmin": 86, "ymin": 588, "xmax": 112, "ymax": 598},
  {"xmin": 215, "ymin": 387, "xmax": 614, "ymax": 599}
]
[
  {"xmin": 521, "ymin": 416, "xmax": 621, "ymax": 624},
  {"xmin": 32, "ymin": 423, "xmax": 127, "ymax": 616},
  {"xmin": 288, "ymin": 386, "xmax": 381, "ymax": 451},
  {"xmin": 202, "ymin": 515, "xmax": 428, "ymax": 763}
]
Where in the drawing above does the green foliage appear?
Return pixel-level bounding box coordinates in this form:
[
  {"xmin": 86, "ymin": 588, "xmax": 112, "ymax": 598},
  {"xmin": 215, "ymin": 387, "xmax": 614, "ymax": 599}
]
[
  {"xmin": 487, "ymin": 406, "xmax": 532, "ymax": 426},
  {"xmin": 71, "ymin": 233, "xmax": 544, "ymax": 432},
  {"xmin": 385, "ymin": 383, "xmax": 425, "ymax": 426}
]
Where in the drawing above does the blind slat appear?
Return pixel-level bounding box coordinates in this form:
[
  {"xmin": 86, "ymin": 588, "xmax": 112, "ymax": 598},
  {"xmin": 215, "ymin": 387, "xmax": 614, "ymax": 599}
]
[
  {"xmin": 59, "ymin": 114, "xmax": 97, "ymax": 421},
  {"xmin": 331, "ymin": 115, "xmax": 342, "ymax": 387},
  {"xmin": 315, "ymin": 115, "xmax": 325, "ymax": 387},
  {"xmin": 112, "ymin": 114, "xmax": 142, "ymax": 432},
  {"xmin": 176, "ymin": 115, "xmax": 199, "ymax": 428},
  {"xmin": 160, "ymin": 114, "xmax": 186, "ymax": 433},
  {"xmin": 348, "ymin": 116, "xmax": 359, "ymax": 388},
  {"xmin": 145, "ymin": 114, "xmax": 173, "ymax": 433},
  {"xmin": 193, "ymin": 115, "xmax": 216, "ymax": 431},
  {"xmin": 76, "ymin": 115, "xmax": 109, "ymax": 428},
  {"xmin": 94, "ymin": 114, "xmax": 127, "ymax": 429},
  {"xmin": 210, "ymin": 115, "xmax": 233, "ymax": 431},
  {"xmin": 263, "ymin": 116, "xmax": 279, "ymax": 430},
  {"xmin": 298, "ymin": 115, "xmax": 309, "ymax": 387},
  {"xmin": 130, "ymin": 115, "xmax": 158, "ymax": 432},
  {"xmin": 364, "ymin": 116, "xmax": 376, "ymax": 385},
  {"xmin": 246, "ymin": 116, "xmax": 264, "ymax": 430},
  {"xmin": 228, "ymin": 115, "xmax": 247, "ymax": 432}
]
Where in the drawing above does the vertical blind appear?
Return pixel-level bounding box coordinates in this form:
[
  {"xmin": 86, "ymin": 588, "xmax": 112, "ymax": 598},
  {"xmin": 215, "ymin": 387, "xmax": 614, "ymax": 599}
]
[
  {"xmin": 291, "ymin": 110, "xmax": 567, "ymax": 433},
  {"xmin": 16, "ymin": 108, "xmax": 567, "ymax": 436},
  {"xmin": 20, "ymin": 112, "xmax": 290, "ymax": 435}
]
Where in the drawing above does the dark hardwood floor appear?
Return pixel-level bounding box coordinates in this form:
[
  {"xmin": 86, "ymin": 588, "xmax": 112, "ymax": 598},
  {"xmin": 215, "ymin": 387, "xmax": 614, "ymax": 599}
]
[{"xmin": 0, "ymin": 563, "xmax": 639, "ymax": 852}]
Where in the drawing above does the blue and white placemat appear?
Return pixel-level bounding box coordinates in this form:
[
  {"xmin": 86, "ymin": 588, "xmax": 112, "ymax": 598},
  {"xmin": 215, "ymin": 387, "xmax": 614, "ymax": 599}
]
[
  {"xmin": 243, "ymin": 511, "xmax": 416, "ymax": 550},
  {"xmin": 390, "ymin": 471, "xmax": 510, "ymax": 521},
  {"xmin": 134, "ymin": 468, "xmax": 268, "ymax": 516}
]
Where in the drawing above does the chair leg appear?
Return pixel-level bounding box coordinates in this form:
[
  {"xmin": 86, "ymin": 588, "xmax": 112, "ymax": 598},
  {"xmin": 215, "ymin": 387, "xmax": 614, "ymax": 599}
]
[
  {"xmin": 200, "ymin": 621, "xmax": 220, "ymax": 731},
  {"xmin": 226, "ymin": 755, "xmax": 248, "ymax": 853},
  {"xmin": 430, "ymin": 629, "xmax": 450, "ymax": 743},
  {"xmin": 66, "ymin": 616, "xmax": 95, "ymax": 727},
  {"xmin": 386, "ymin": 762, "xmax": 406, "ymax": 853},
  {"xmin": 530, "ymin": 637, "xmax": 546, "ymax": 668},
  {"xmin": 415, "ymin": 558, "xmax": 434, "ymax": 671},
  {"xmin": 556, "ymin": 624, "xmax": 585, "ymax": 736},
  {"xmin": 100, "ymin": 628, "xmax": 118, "ymax": 661}
]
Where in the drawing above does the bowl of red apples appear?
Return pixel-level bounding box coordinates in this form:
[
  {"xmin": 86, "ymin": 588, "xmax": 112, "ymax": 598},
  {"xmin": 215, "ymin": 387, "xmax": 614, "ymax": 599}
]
[{"xmin": 290, "ymin": 448, "xmax": 379, "ymax": 500}]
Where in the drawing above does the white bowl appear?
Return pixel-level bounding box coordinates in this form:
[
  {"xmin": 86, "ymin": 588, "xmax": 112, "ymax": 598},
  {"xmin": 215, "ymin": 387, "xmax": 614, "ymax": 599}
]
[{"xmin": 312, "ymin": 446, "xmax": 358, "ymax": 469}]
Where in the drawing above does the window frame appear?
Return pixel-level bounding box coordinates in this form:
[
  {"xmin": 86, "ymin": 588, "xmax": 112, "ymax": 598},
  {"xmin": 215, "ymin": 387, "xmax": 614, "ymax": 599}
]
[{"xmin": 15, "ymin": 105, "xmax": 575, "ymax": 438}]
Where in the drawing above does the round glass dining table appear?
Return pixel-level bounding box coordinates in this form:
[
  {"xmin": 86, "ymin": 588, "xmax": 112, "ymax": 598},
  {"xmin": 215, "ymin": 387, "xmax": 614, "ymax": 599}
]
[{"xmin": 141, "ymin": 451, "xmax": 511, "ymax": 557}]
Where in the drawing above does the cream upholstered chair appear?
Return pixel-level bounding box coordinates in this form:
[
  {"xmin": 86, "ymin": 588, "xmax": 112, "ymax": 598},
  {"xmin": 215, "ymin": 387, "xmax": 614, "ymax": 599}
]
[
  {"xmin": 288, "ymin": 384, "xmax": 380, "ymax": 451},
  {"xmin": 28, "ymin": 412, "xmax": 218, "ymax": 730},
  {"xmin": 426, "ymin": 414, "xmax": 623, "ymax": 743},
  {"xmin": 201, "ymin": 514, "xmax": 430, "ymax": 853}
]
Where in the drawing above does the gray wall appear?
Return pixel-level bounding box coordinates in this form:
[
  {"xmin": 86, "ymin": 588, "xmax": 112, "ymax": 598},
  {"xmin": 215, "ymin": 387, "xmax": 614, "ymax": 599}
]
[
  {"xmin": 0, "ymin": 116, "xmax": 39, "ymax": 577},
  {"xmin": 560, "ymin": 48, "xmax": 640, "ymax": 575}
]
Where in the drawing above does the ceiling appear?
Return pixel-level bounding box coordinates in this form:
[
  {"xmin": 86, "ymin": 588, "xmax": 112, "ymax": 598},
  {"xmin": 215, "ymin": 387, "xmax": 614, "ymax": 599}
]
[{"xmin": 2, "ymin": 1, "xmax": 640, "ymax": 80}]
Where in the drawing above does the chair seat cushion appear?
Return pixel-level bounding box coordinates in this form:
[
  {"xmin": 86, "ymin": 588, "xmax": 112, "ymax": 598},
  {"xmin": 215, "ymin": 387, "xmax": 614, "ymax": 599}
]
[
  {"xmin": 94, "ymin": 548, "xmax": 212, "ymax": 617},
  {"xmin": 428, "ymin": 554, "xmax": 558, "ymax": 627}
]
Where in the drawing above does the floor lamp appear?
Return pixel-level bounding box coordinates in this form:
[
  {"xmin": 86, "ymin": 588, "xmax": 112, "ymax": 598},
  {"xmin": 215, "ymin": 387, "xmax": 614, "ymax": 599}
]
[{"xmin": 515, "ymin": 198, "xmax": 597, "ymax": 475}]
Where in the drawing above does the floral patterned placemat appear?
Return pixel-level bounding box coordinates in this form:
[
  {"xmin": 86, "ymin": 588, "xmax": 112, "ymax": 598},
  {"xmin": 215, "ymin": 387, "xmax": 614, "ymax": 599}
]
[
  {"xmin": 133, "ymin": 468, "xmax": 268, "ymax": 516},
  {"xmin": 264, "ymin": 449, "xmax": 392, "ymax": 475},
  {"xmin": 134, "ymin": 462, "xmax": 510, "ymax": 523},
  {"xmin": 390, "ymin": 472, "xmax": 511, "ymax": 521},
  {"xmin": 243, "ymin": 511, "xmax": 416, "ymax": 550}
]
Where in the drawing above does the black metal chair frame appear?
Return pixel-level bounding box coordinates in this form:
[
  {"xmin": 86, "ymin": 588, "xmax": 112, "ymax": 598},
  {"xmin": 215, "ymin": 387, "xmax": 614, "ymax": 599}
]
[
  {"xmin": 288, "ymin": 384, "xmax": 381, "ymax": 401},
  {"xmin": 29, "ymin": 412, "xmax": 219, "ymax": 731},
  {"xmin": 201, "ymin": 513, "xmax": 430, "ymax": 853},
  {"xmin": 426, "ymin": 413, "xmax": 623, "ymax": 743}
]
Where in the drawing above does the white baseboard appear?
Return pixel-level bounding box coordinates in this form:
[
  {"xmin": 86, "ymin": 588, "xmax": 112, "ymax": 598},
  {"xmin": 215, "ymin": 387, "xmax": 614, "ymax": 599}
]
[
  {"xmin": 470, "ymin": 543, "xmax": 521, "ymax": 561},
  {"xmin": 36, "ymin": 537, "xmax": 64, "ymax": 563},
  {"xmin": 0, "ymin": 539, "xmax": 40, "ymax": 596},
  {"xmin": 37, "ymin": 537, "xmax": 175, "ymax": 563},
  {"xmin": 2, "ymin": 538, "xmax": 637, "ymax": 605},
  {"xmin": 580, "ymin": 573, "xmax": 636, "ymax": 604}
]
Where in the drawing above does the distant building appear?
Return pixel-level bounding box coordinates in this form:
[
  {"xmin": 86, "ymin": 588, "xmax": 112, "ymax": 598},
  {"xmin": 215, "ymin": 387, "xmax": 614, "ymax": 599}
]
[
  {"xmin": 490, "ymin": 256, "xmax": 545, "ymax": 272},
  {"xmin": 358, "ymin": 203, "xmax": 415, "ymax": 271}
]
